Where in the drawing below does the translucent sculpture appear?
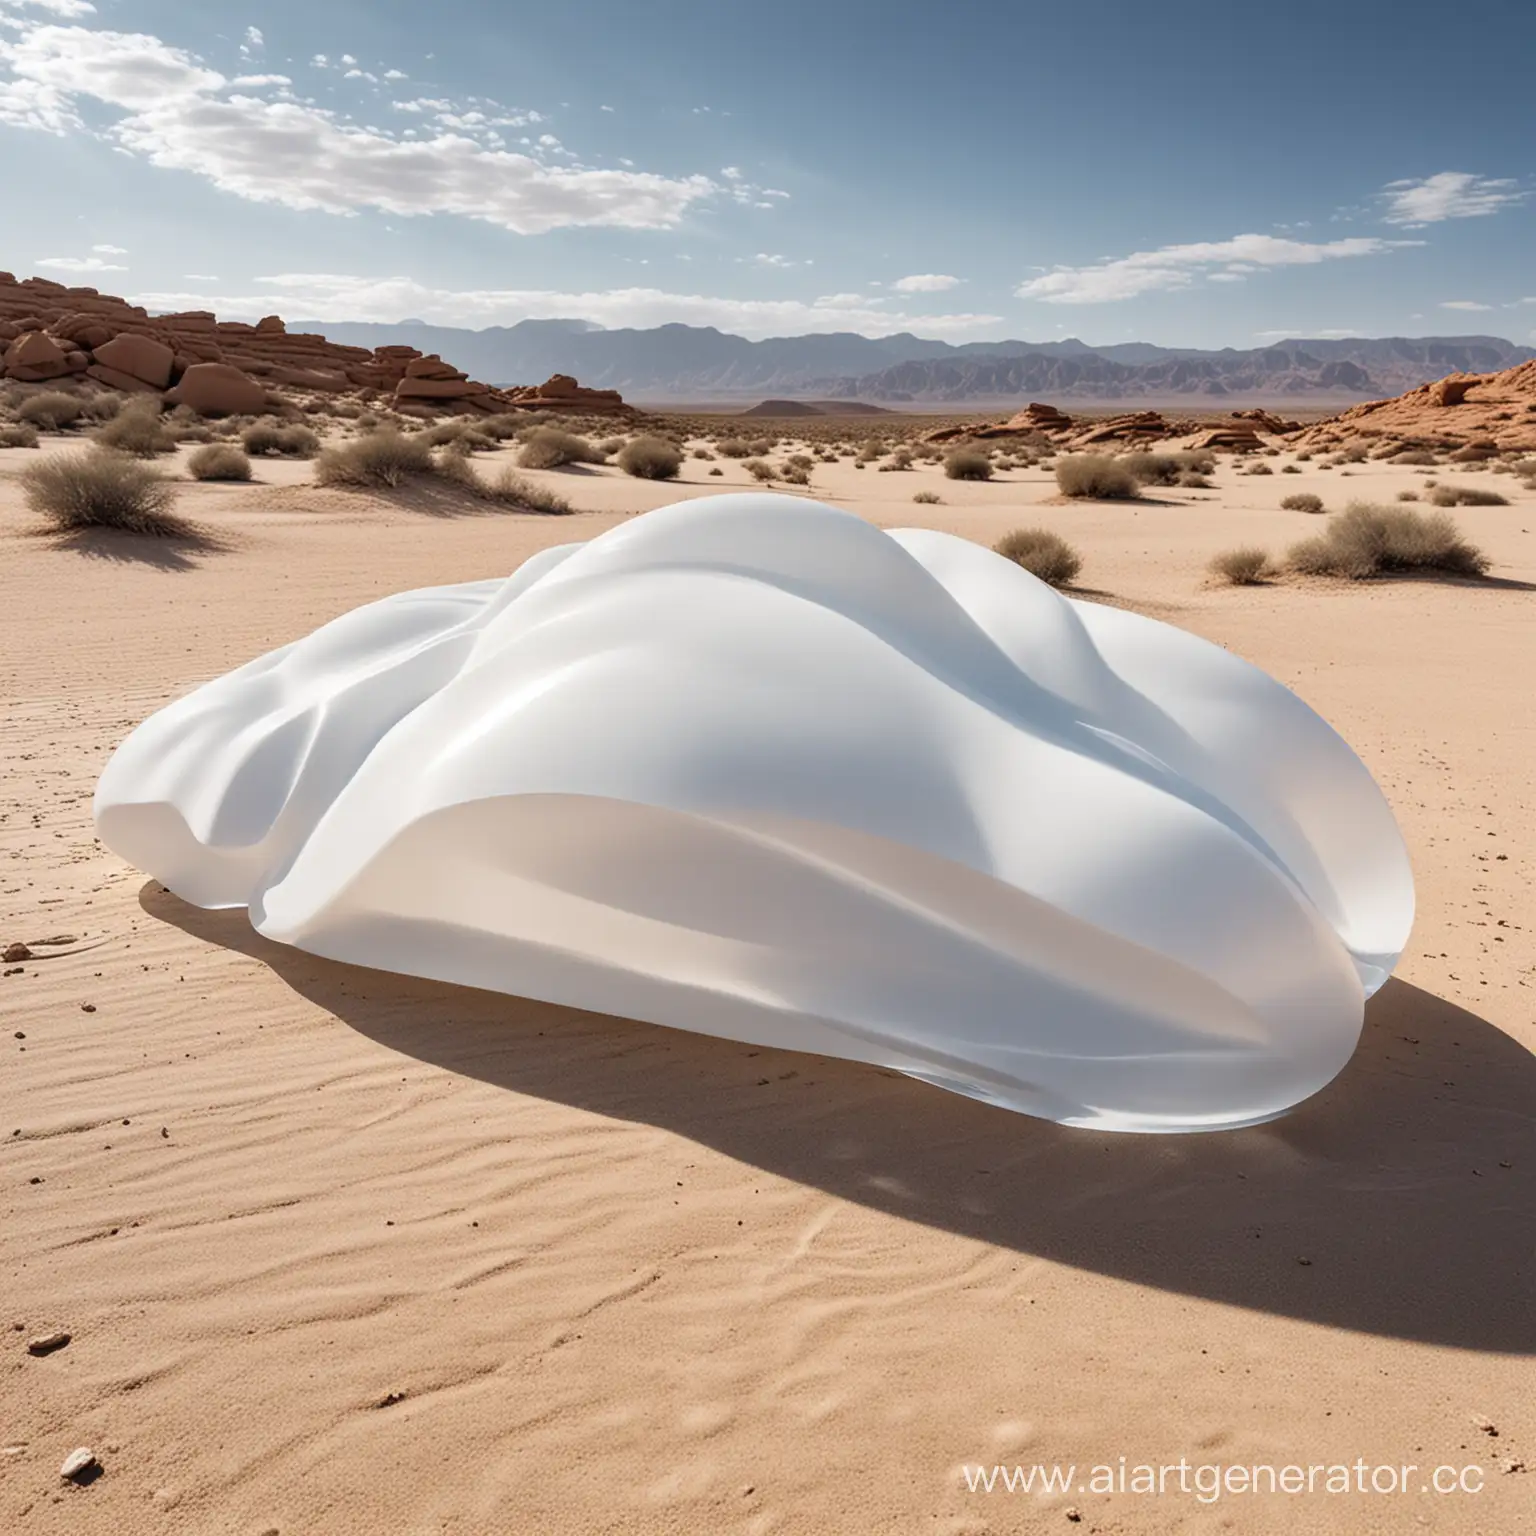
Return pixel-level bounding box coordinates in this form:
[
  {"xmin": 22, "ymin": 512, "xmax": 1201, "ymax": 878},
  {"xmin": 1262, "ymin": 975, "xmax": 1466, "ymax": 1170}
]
[{"xmin": 95, "ymin": 494, "xmax": 1413, "ymax": 1131}]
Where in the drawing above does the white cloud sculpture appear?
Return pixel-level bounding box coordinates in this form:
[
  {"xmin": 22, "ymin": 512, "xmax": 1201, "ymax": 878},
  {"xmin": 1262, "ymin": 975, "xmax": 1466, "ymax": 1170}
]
[{"xmin": 95, "ymin": 496, "xmax": 1413, "ymax": 1133}]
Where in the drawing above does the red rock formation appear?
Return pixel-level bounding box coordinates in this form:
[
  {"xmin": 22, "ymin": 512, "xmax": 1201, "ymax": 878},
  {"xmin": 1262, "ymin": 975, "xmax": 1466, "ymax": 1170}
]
[
  {"xmin": 0, "ymin": 270, "xmax": 634, "ymax": 419},
  {"xmin": 1294, "ymin": 360, "xmax": 1536, "ymax": 453}
]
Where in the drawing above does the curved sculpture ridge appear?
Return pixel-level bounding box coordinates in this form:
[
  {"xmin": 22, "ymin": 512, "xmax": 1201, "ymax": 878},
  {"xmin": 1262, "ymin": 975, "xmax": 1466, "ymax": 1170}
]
[{"xmin": 95, "ymin": 493, "xmax": 1414, "ymax": 1132}]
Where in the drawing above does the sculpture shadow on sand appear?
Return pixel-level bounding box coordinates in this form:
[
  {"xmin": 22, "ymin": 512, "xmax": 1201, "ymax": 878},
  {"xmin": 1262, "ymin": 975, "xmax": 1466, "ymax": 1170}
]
[{"xmin": 148, "ymin": 882, "xmax": 1534, "ymax": 1355}]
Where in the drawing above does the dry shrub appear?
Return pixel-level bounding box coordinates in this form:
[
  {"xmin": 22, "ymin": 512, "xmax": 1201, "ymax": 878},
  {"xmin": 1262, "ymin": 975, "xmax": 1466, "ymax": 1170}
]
[
  {"xmin": 17, "ymin": 391, "xmax": 83, "ymax": 430},
  {"xmin": 479, "ymin": 466, "xmax": 573, "ymax": 515},
  {"xmin": 1177, "ymin": 471, "xmax": 1212, "ymax": 489},
  {"xmin": 1427, "ymin": 483, "xmax": 1509, "ymax": 507},
  {"xmin": 993, "ymin": 527, "xmax": 1082, "ymax": 587},
  {"xmin": 243, "ymin": 420, "xmax": 319, "ymax": 458},
  {"xmin": 1120, "ymin": 450, "xmax": 1211, "ymax": 486},
  {"xmin": 714, "ymin": 438, "xmax": 753, "ymax": 458},
  {"xmin": 0, "ymin": 422, "xmax": 40, "ymax": 448},
  {"xmin": 79, "ymin": 392, "xmax": 127, "ymax": 423},
  {"xmin": 617, "ymin": 435, "xmax": 683, "ymax": 480},
  {"xmin": 314, "ymin": 429, "xmax": 434, "ymax": 487},
  {"xmin": 1397, "ymin": 489, "xmax": 1419, "ymax": 502},
  {"xmin": 92, "ymin": 401, "xmax": 176, "ymax": 457},
  {"xmin": 517, "ymin": 427, "xmax": 602, "ymax": 469},
  {"xmin": 691, "ymin": 446, "xmax": 713, "ymax": 460},
  {"xmin": 944, "ymin": 448, "xmax": 992, "ymax": 481},
  {"xmin": 708, "ymin": 466, "xmax": 724, "ymax": 476},
  {"xmin": 1055, "ymin": 454, "xmax": 1137, "ymax": 499},
  {"xmin": 1390, "ymin": 449, "xmax": 1438, "ymax": 466},
  {"xmin": 742, "ymin": 458, "xmax": 775, "ymax": 483},
  {"xmin": 1209, "ymin": 547, "xmax": 1273, "ymax": 585},
  {"xmin": 187, "ymin": 444, "xmax": 253, "ymax": 482},
  {"xmin": 22, "ymin": 449, "xmax": 185, "ymax": 536},
  {"xmin": 1286, "ymin": 502, "xmax": 1489, "ymax": 579},
  {"xmin": 912, "ymin": 490, "xmax": 942, "ymax": 504},
  {"xmin": 1247, "ymin": 462, "xmax": 1273, "ymax": 476},
  {"xmin": 1280, "ymin": 492, "xmax": 1324, "ymax": 514}
]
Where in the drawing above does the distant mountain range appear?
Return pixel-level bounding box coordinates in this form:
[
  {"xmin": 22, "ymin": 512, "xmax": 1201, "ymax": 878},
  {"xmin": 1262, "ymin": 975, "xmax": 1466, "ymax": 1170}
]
[{"xmin": 290, "ymin": 318, "xmax": 1536, "ymax": 404}]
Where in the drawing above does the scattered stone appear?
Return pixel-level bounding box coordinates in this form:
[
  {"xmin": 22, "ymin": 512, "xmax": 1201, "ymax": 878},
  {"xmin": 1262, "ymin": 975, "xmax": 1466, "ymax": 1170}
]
[
  {"xmin": 1296, "ymin": 1256, "xmax": 1313, "ymax": 1266},
  {"xmin": 1473, "ymin": 1416, "xmax": 1498, "ymax": 1436},
  {"xmin": 27, "ymin": 1331, "xmax": 70, "ymax": 1356},
  {"xmin": 80, "ymin": 1003, "xmax": 96, "ymax": 1014},
  {"xmin": 59, "ymin": 1447, "xmax": 98, "ymax": 1483},
  {"xmin": 2, "ymin": 943, "xmax": 31, "ymax": 963},
  {"xmin": 1065, "ymin": 1508, "xmax": 1082, "ymax": 1522}
]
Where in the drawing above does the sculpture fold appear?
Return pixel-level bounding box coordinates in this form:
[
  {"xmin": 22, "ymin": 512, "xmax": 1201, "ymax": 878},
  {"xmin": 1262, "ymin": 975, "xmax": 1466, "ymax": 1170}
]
[{"xmin": 95, "ymin": 493, "xmax": 1413, "ymax": 1131}]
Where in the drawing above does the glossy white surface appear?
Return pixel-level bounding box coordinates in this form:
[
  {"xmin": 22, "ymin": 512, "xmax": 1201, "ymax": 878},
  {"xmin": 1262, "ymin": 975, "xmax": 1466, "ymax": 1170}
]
[{"xmin": 96, "ymin": 494, "xmax": 1413, "ymax": 1130}]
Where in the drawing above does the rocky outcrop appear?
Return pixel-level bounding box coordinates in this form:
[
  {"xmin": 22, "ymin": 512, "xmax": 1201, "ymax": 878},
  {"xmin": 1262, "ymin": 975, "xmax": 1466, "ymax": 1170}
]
[
  {"xmin": 504, "ymin": 373, "xmax": 632, "ymax": 414},
  {"xmin": 1294, "ymin": 360, "xmax": 1536, "ymax": 454},
  {"xmin": 0, "ymin": 270, "xmax": 634, "ymax": 420},
  {"xmin": 166, "ymin": 362, "xmax": 270, "ymax": 417}
]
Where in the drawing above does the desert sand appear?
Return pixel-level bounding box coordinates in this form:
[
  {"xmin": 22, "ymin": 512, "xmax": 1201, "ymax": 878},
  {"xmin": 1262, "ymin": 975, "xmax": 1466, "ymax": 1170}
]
[{"xmin": 2, "ymin": 434, "xmax": 1533, "ymax": 1534}]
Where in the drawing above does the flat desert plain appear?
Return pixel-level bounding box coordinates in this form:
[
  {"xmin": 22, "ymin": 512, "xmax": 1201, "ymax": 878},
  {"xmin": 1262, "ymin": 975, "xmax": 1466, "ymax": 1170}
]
[{"xmin": 2, "ymin": 434, "xmax": 1533, "ymax": 1535}]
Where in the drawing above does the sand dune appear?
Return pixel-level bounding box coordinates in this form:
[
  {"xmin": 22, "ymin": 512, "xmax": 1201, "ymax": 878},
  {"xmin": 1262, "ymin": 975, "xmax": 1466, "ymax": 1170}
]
[{"xmin": 2, "ymin": 441, "xmax": 1532, "ymax": 1533}]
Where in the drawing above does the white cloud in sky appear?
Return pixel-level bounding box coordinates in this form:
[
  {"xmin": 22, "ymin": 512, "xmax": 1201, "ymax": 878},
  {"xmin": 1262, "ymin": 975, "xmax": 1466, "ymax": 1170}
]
[
  {"xmin": 91, "ymin": 241, "xmax": 126, "ymax": 253},
  {"xmin": 1439, "ymin": 299, "xmax": 1493, "ymax": 311},
  {"xmin": 0, "ymin": 0, "xmax": 97, "ymax": 15},
  {"xmin": 1380, "ymin": 171, "xmax": 1525, "ymax": 227},
  {"xmin": 0, "ymin": 19, "xmax": 724, "ymax": 233},
  {"xmin": 128, "ymin": 273, "xmax": 1003, "ymax": 340},
  {"xmin": 1017, "ymin": 233, "xmax": 1419, "ymax": 304},
  {"xmin": 34, "ymin": 252, "xmax": 126, "ymax": 271},
  {"xmin": 890, "ymin": 273, "xmax": 961, "ymax": 293}
]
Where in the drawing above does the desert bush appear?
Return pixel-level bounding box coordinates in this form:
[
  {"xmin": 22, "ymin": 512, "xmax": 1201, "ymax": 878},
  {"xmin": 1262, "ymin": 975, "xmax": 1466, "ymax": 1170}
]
[
  {"xmin": 17, "ymin": 391, "xmax": 83, "ymax": 430},
  {"xmin": 314, "ymin": 429, "xmax": 434, "ymax": 487},
  {"xmin": 1339, "ymin": 445, "xmax": 1369, "ymax": 463},
  {"xmin": 242, "ymin": 421, "xmax": 319, "ymax": 458},
  {"xmin": 912, "ymin": 490, "xmax": 942, "ymax": 504},
  {"xmin": 1281, "ymin": 464, "xmax": 1301, "ymax": 474},
  {"xmin": 1209, "ymin": 547, "xmax": 1273, "ymax": 585},
  {"xmin": 480, "ymin": 466, "xmax": 573, "ymax": 514},
  {"xmin": 1177, "ymin": 471, "xmax": 1212, "ymax": 489},
  {"xmin": 1427, "ymin": 483, "xmax": 1509, "ymax": 507},
  {"xmin": 708, "ymin": 465, "xmax": 724, "ymax": 476},
  {"xmin": 944, "ymin": 448, "xmax": 993, "ymax": 481},
  {"xmin": 1396, "ymin": 489, "xmax": 1419, "ymax": 501},
  {"xmin": 22, "ymin": 449, "xmax": 184, "ymax": 536},
  {"xmin": 79, "ymin": 392, "xmax": 126, "ymax": 423},
  {"xmin": 1450, "ymin": 444, "xmax": 1495, "ymax": 462},
  {"xmin": 1118, "ymin": 452, "xmax": 1184, "ymax": 486},
  {"xmin": 419, "ymin": 420, "xmax": 473, "ymax": 447},
  {"xmin": 887, "ymin": 447, "xmax": 914, "ymax": 470},
  {"xmin": 1055, "ymin": 454, "xmax": 1138, "ymax": 499},
  {"xmin": 742, "ymin": 458, "xmax": 775, "ymax": 483},
  {"xmin": 1286, "ymin": 502, "xmax": 1489, "ymax": 579},
  {"xmin": 0, "ymin": 422, "xmax": 40, "ymax": 448},
  {"xmin": 994, "ymin": 527, "xmax": 1082, "ymax": 587},
  {"xmin": 1247, "ymin": 463, "xmax": 1273, "ymax": 475},
  {"xmin": 617, "ymin": 435, "xmax": 683, "ymax": 480},
  {"xmin": 187, "ymin": 444, "xmax": 253, "ymax": 481},
  {"xmin": 714, "ymin": 438, "xmax": 753, "ymax": 458},
  {"xmin": 517, "ymin": 428, "xmax": 601, "ymax": 469},
  {"xmin": 593, "ymin": 436, "xmax": 627, "ymax": 457},
  {"xmin": 691, "ymin": 446, "xmax": 713, "ymax": 460},
  {"xmin": 92, "ymin": 401, "xmax": 175, "ymax": 456},
  {"xmin": 1280, "ymin": 492, "xmax": 1324, "ymax": 514},
  {"xmin": 1390, "ymin": 449, "xmax": 1438, "ymax": 466},
  {"xmin": 779, "ymin": 464, "xmax": 811, "ymax": 485}
]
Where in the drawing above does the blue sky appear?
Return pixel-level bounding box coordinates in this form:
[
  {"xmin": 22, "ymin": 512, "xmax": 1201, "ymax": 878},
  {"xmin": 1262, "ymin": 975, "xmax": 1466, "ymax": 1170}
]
[{"xmin": 2, "ymin": 0, "xmax": 1533, "ymax": 345}]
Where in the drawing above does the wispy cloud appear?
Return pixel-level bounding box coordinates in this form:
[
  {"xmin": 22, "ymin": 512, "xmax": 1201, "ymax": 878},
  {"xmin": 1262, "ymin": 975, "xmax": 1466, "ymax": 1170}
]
[
  {"xmin": 34, "ymin": 252, "xmax": 126, "ymax": 271},
  {"xmin": 91, "ymin": 241, "xmax": 126, "ymax": 254},
  {"xmin": 749, "ymin": 252, "xmax": 809, "ymax": 268},
  {"xmin": 0, "ymin": 16, "xmax": 724, "ymax": 233},
  {"xmin": 1017, "ymin": 233, "xmax": 1418, "ymax": 305},
  {"xmin": 128, "ymin": 273, "xmax": 1003, "ymax": 340},
  {"xmin": 1439, "ymin": 299, "xmax": 1493, "ymax": 311},
  {"xmin": 1380, "ymin": 171, "xmax": 1526, "ymax": 227},
  {"xmin": 890, "ymin": 273, "xmax": 961, "ymax": 293},
  {"xmin": 1253, "ymin": 328, "xmax": 1363, "ymax": 340}
]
